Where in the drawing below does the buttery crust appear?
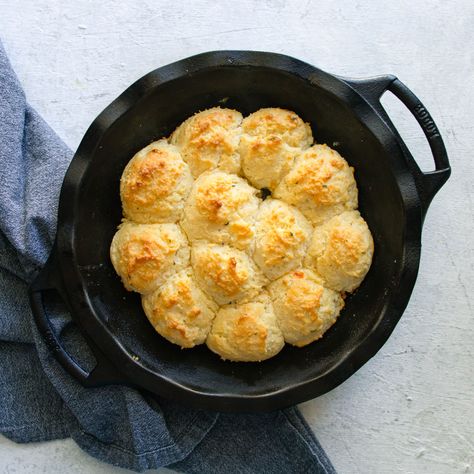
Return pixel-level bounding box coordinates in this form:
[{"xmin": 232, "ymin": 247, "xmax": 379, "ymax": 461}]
[
  {"xmin": 110, "ymin": 221, "xmax": 189, "ymax": 294},
  {"xmin": 241, "ymin": 108, "xmax": 313, "ymax": 148},
  {"xmin": 305, "ymin": 210, "xmax": 374, "ymax": 292},
  {"xmin": 191, "ymin": 243, "xmax": 267, "ymax": 305},
  {"xmin": 240, "ymin": 108, "xmax": 313, "ymax": 190},
  {"xmin": 206, "ymin": 292, "xmax": 284, "ymax": 361},
  {"xmin": 268, "ymin": 269, "xmax": 344, "ymax": 347},
  {"xmin": 182, "ymin": 171, "xmax": 259, "ymax": 251},
  {"xmin": 253, "ymin": 198, "xmax": 313, "ymax": 280},
  {"xmin": 274, "ymin": 144, "xmax": 358, "ymax": 225},
  {"xmin": 120, "ymin": 140, "xmax": 193, "ymax": 223},
  {"xmin": 170, "ymin": 107, "xmax": 242, "ymax": 177},
  {"xmin": 142, "ymin": 269, "xmax": 218, "ymax": 348}
]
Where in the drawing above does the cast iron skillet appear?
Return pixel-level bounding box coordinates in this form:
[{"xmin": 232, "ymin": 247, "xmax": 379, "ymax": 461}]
[{"xmin": 29, "ymin": 51, "xmax": 451, "ymax": 412}]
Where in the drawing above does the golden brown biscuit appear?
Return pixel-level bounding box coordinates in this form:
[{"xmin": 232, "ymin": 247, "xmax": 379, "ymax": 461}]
[
  {"xmin": 120, "ymin": 140, "xmax": 193, "ymax": 223},
  {"xmin": 305, "ymin": 210, "xmax": 374, "ymax": 292},
  {"xmin": 110, "ymin": 221, "xmax": 189, "ymax": 294},
  {"xmin": 253, "ymin": 199, "xmax": 313, "ymax": 280},
  {"xmin": 240, "ymin": 136, "xmax": 301, "ymax": 191},
  {"xmin": 268, "ymin": 269, "xmax": 344, "ymax": 347},
  {"xmin": 206, "ymin": 292, "xmax": 284, "ymax": 361},
  {"xmin": 142, "ymin": 269, "xmax": 218, "ymax": 348},
  {"xmin": 240, "ymin": 108, "xmax": 313, "ymax": 190},
  {"xmin": 170, "ymin": 107, "xmax": 242, "ymax": 177},
  {"xmin": 191, "ymin": 243, "xmax": 267, "ymax": 305},
  {"xmin": 181, "ymin": 171, "xmax": 260, "ymax": 251},
  {"xmin": 241, "ymin": 108, "xmax": 313, "ymax": 148},
  {"xmin": 274, "ymin": 144, "xmax": 358, "ymax": 226}
]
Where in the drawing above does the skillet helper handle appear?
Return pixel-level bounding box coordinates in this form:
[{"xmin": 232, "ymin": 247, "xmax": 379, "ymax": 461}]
[
  {"xmin": 347, "ymin": 75, "xmax": 451, "ymax": 216},
  {"xmin": 29, "ymin": 248, "xmax": 121, "ymax": 387}
]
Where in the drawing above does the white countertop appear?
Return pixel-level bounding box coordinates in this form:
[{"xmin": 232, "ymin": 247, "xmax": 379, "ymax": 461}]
[{"xmin": 1, "ymin": 1, "xmax": 473, "ymax": 473}]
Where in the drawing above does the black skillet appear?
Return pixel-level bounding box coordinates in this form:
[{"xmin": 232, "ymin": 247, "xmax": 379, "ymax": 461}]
[{"xmin": 29, "ymin": 51, "xmax": 451, "ymax": 412}]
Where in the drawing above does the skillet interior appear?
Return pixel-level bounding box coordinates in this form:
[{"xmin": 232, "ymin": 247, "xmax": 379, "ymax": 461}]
[{"xmin": 72, "ymin": 66, "xmax": 406, "ymax": 397}]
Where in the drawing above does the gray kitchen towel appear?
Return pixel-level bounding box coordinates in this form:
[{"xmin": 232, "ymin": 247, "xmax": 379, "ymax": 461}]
[{"xmin": 0, "ymin": 39, "xmax": 336, "ymax": 474}]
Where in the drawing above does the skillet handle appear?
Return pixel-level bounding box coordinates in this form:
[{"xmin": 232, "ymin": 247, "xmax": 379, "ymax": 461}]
[
  {"xmin": 346, "ymin": 76, "xmax": 451, "ymax": 217},
  {"xmin": 29, "ymin": 248, "xmax": 122, "ymax": 387}
]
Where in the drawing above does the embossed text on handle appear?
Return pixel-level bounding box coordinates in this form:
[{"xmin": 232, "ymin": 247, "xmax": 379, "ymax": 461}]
[{"xmin": 414, "ymin": 103, "xmax": 440, "ymax": 138}]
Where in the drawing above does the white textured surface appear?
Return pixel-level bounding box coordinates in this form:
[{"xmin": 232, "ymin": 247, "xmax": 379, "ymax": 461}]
[{"xmin": 0, "ymin": 1, "xmax": 473, "ymax": 473}]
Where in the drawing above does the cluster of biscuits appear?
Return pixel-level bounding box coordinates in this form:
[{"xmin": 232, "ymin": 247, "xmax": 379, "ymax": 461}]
[{"xmin": 110, "ymin": 107, "xmax": 374, "ymax": 362}]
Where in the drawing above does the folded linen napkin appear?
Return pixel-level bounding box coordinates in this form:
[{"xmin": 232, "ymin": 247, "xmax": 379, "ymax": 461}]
[{"xmin": 0, "ymin": 39, "xmax": 336, "ymax": 473}]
